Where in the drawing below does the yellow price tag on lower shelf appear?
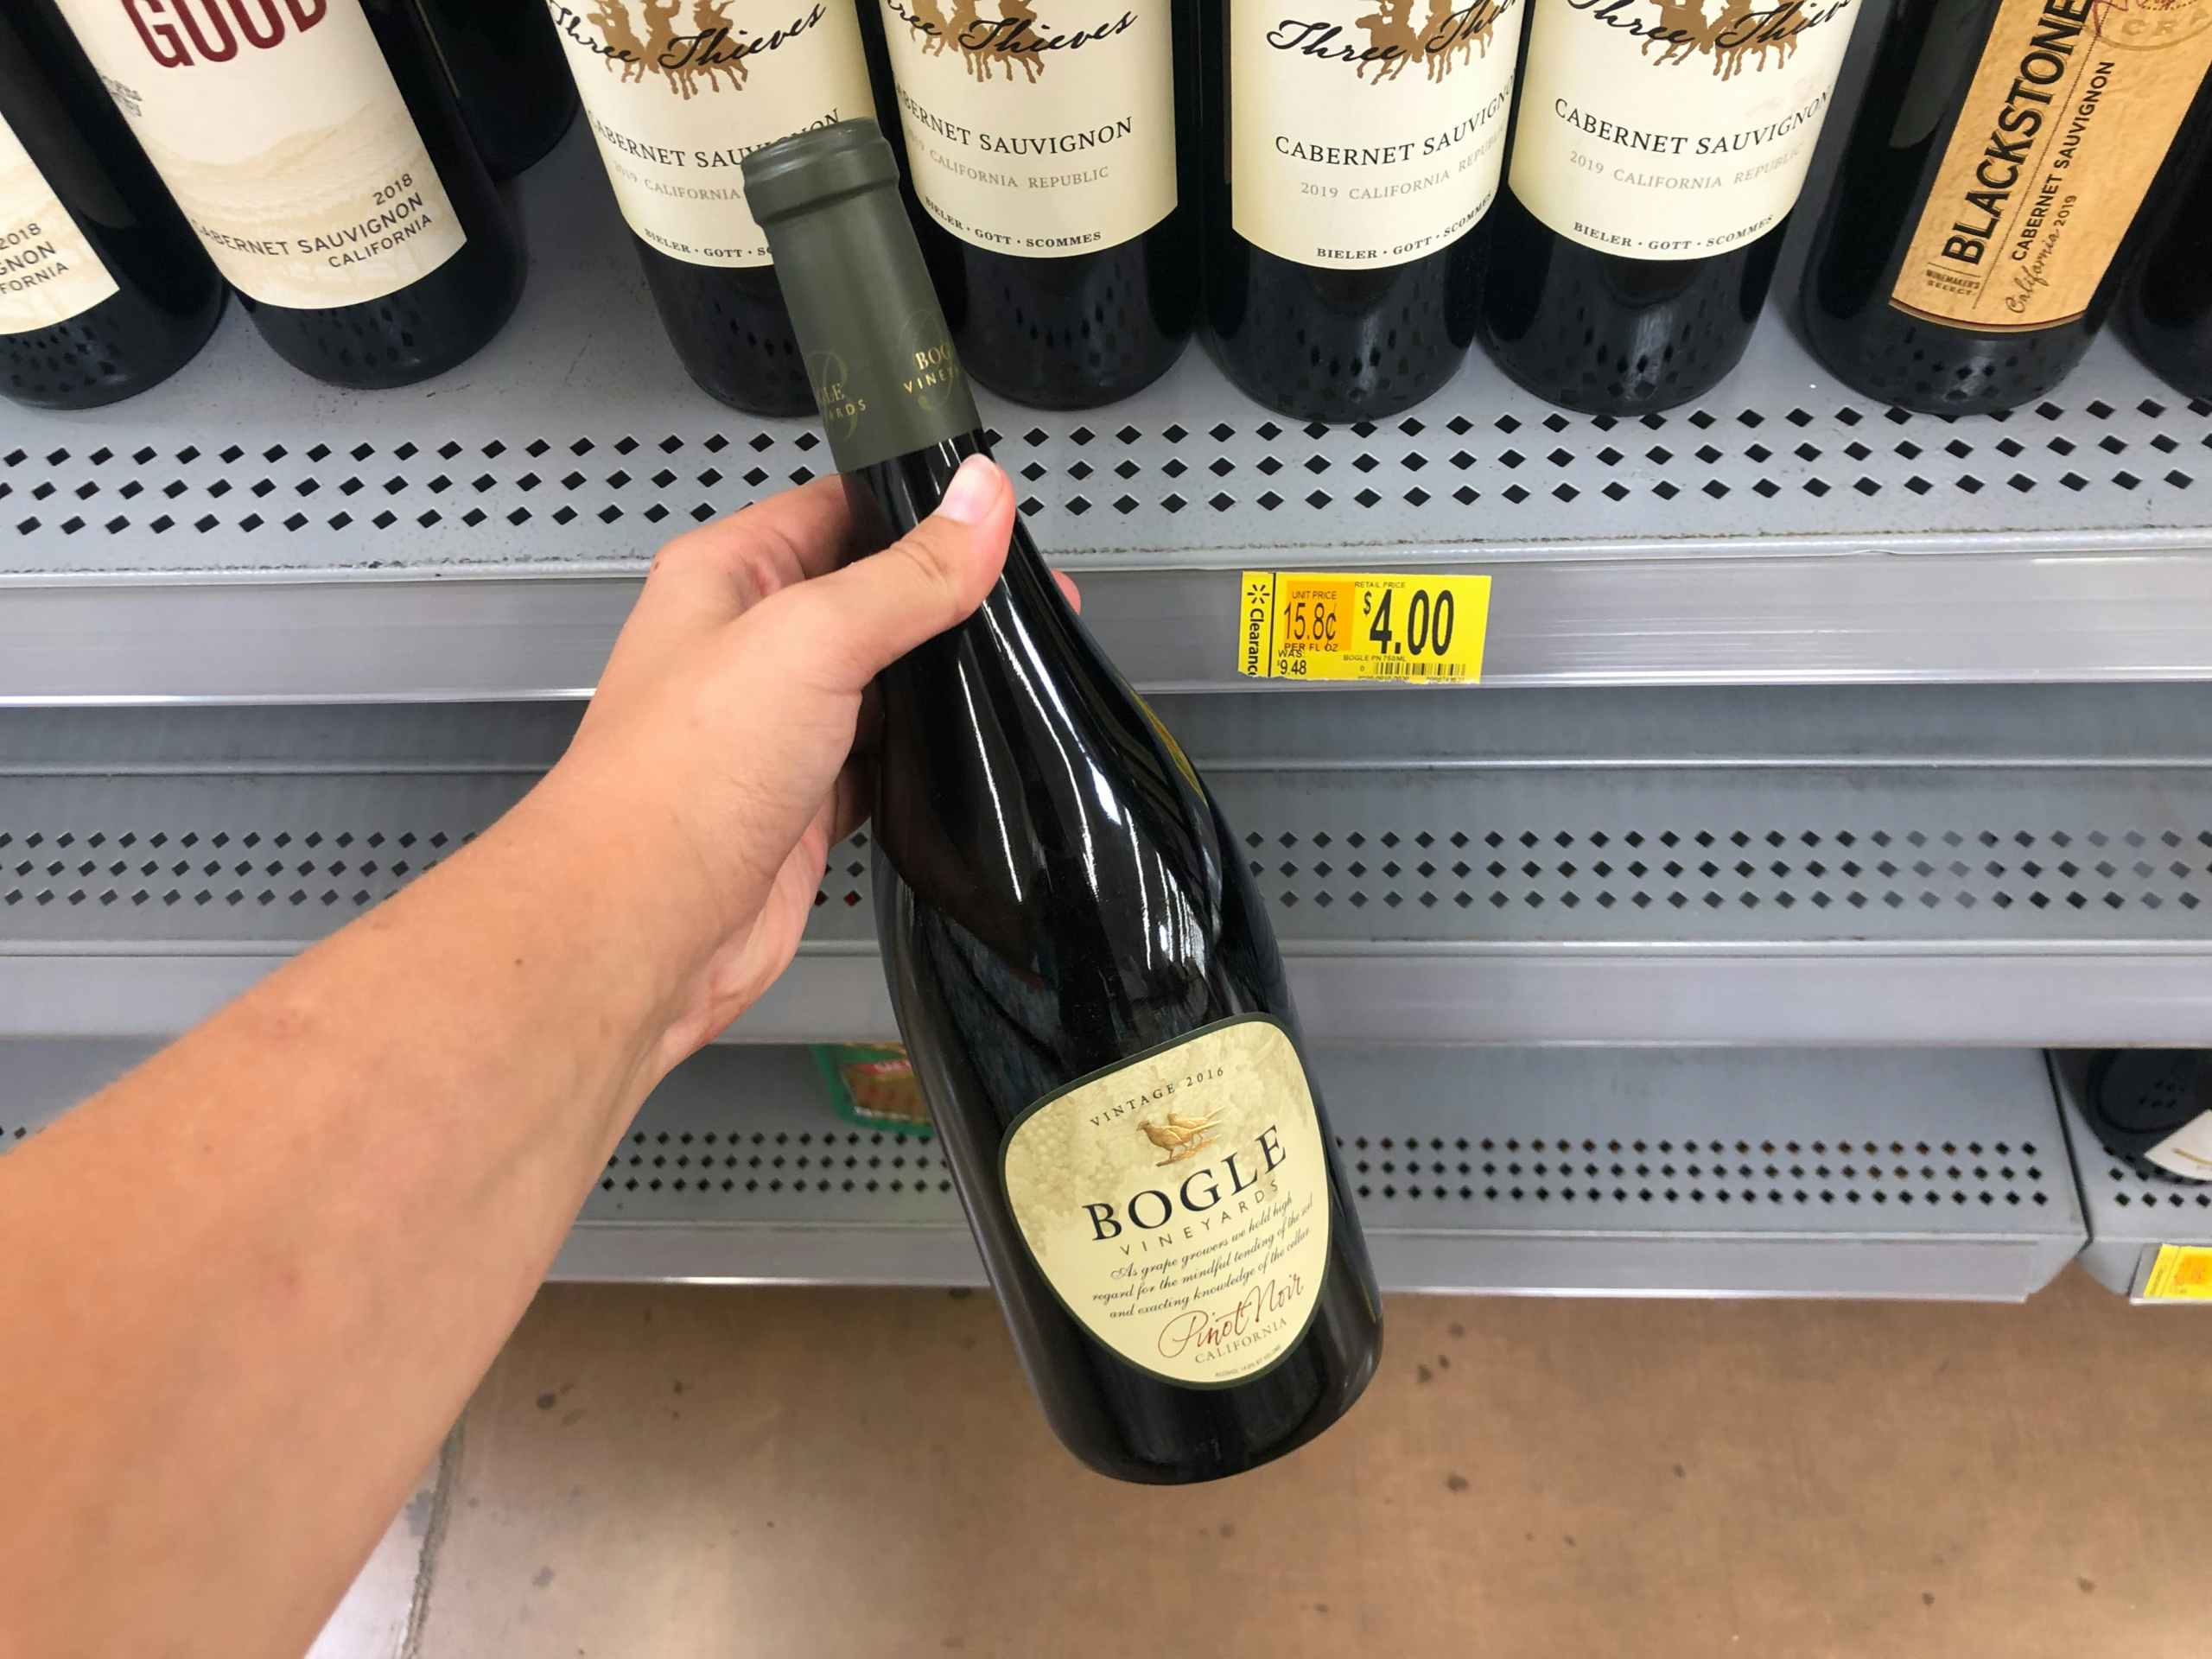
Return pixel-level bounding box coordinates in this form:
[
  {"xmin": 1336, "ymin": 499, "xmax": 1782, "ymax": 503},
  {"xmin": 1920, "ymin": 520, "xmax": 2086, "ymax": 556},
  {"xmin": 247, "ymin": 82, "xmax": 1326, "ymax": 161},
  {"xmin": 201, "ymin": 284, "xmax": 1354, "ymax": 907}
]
[
  {"xmin": 1236, "ymin": 570, "xmax": 1491, "ymax": 683},
  {"xmin": 2142, "ymin": 1243, "xmax": 2212, "ymax": 1301}
]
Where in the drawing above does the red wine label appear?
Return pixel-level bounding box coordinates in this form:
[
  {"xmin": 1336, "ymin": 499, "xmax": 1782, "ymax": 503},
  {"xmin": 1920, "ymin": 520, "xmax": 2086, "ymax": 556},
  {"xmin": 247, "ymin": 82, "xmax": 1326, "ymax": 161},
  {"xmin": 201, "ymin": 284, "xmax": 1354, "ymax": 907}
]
[
  {"xmin": 1509, "ymin": 0, "xmax": 1859, "ymax": 260},
  {"xmin": 2145, "ymin": 1109, "xmax": 2212, "ymax": 1179},
  {"xmin": 1890, "ymin": 0, "xmax": 2212, "ymax": 334},
  {"xmin": 999, "ymin": 1017, "xmax": 1333, "ymax": 1388},
  {"xmin": 878, "ymin": 0, "xmax": 1177, "ymax": 257},
  {"xmin": 545, "ymin": 1, "xmax": 874, "ymax": 269},
  {"xmin": 1230, "ymin": 0, "xmax": 1524, "ymax": 270},
  {"xmin": 0, "ymin": 111, "xmax": 119, "ymax": 333},
  {"xmin": 54, "ymin": 0, "xmax": 466, "ymax": 309}
]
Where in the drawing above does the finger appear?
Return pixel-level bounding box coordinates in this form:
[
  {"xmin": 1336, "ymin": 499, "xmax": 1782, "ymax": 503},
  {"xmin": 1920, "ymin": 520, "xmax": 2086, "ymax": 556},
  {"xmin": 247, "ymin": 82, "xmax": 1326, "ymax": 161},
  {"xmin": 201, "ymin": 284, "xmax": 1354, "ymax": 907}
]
[
  {"xmin": 762, "ymin": 454, "xmax": 1014, "ymax": 694},
  {"xmin": 1054, "ymin": 569, "xmax": 1082, "ymax": 614},
  {"xmin": 627, "ymin": 476, "xmax": 855, "ymax": 645}
]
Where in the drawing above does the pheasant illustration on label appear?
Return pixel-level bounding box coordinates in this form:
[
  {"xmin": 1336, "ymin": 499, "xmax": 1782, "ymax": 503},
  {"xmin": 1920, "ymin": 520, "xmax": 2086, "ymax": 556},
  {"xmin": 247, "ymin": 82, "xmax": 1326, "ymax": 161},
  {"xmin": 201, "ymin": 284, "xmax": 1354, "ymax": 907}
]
[{"xmin": 999, "ymin": 1017, "xmax": 1333, "ymax": 1388}]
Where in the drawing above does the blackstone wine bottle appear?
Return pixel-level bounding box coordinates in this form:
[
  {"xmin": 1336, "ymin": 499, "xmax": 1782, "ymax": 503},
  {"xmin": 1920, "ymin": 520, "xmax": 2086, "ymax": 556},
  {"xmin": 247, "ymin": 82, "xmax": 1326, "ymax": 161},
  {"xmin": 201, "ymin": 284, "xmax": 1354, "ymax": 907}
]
[
  {"xmin": 1802, "ymin": 0, "xmax": 2212, "ymax": 415},
  {"xmin": 745, "ymin": 121, "xmax": 1383, "ymax": 1485}
]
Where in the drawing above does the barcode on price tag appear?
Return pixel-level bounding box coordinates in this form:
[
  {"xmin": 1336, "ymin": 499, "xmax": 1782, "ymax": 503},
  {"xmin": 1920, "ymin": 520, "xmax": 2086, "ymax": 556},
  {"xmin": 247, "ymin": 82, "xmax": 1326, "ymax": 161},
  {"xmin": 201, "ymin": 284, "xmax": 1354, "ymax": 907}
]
[{"xmin": 1236, "ymin": 571, "xmax": 1491, "ymax": 683}]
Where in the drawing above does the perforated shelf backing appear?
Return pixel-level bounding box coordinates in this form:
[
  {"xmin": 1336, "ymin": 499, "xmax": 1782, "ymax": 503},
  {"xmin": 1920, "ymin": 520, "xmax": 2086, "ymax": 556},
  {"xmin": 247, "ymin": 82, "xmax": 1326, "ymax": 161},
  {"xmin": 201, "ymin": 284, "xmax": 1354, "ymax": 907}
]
[
  {"xmin": 2053, "ymin": 1052, "xmax": 2212, "ymax": 1301},
  {"xmin": 0, "ymin": 1041, "xmax": 2082, "ymax": 1297},
  {"xmin": 8, "ymin": 690, "xmax": 2212, "ymax": 1046},
  {"xmin": 7, "ymin": 126, "xmax": 2212, "ymax": 702},
  {"xmin": 561, "ymin": 1046, "xmax": 2088, "ymax": 1297}
]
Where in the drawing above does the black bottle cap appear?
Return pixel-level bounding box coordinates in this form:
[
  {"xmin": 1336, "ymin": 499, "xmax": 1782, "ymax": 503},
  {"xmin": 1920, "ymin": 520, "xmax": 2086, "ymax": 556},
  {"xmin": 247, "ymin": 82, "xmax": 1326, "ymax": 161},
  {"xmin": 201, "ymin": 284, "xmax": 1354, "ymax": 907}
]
[{"xmin": 743, "ymin": 121, "xmax": 981, "ymax": 472}]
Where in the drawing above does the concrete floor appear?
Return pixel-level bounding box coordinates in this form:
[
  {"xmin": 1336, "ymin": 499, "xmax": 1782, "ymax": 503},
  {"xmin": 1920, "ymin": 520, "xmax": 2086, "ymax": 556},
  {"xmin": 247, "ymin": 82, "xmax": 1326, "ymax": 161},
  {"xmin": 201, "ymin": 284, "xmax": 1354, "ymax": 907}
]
[{"xmin": 322, "ymin": 1269, "xmax": 2205, "ymax": 1658}]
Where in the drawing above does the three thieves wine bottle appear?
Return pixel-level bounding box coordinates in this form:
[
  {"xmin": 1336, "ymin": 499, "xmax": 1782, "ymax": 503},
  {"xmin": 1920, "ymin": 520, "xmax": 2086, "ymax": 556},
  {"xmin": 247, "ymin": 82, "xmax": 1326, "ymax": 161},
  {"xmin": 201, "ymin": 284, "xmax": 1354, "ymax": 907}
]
[
  {"xmin": 863, "ymin": 0, "xmax": 1198, "ymax": 410},
  {"xmin": 50, "ymin": 0, "xmax": 523, "ymax": 390},
  {"xmin": 746, "ymin": 121, "xmax": 1382, "ymax": 1484},
  {"xmin": 1802, "ymin": 0, "xmax": 2212, "ymax": 416},
  {"xmin": 544, "ymin": 0, "xmax": 877, "ymax": 416},
  {"xmin": 0, "ymin": 3, "xmax": 225, "ymax": 409},
  {"xmin": 1479, "ymin": 0, "xmax": 1865, "ymax": 415},
  {"xmin": 1201, "ymin": 0, "xmax": 1527, "ymax": 423}
]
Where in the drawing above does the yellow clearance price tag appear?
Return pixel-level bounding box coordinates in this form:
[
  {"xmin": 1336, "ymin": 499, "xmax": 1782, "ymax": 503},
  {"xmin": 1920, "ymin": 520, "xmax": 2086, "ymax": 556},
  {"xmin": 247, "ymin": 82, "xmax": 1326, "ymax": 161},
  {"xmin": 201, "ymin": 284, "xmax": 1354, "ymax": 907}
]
[
  {"xmin": 2142, "ymin": 1243, "xmax": 2212, "ymax": 1301},
  {"xmin": 1236, "ymin": 570, "xmax": 1491, "ymax": 683}
]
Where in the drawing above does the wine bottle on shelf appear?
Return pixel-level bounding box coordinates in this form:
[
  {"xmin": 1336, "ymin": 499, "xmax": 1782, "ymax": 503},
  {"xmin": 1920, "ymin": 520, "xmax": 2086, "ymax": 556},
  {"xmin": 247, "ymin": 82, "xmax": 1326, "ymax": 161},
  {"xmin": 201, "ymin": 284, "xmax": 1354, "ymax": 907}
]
[
  {"xmin": 48, "ymin": 0, "xmax": 524, "ymax": 391},
  {"xmin": 1478, "ymin": 0, "xmax": 1865, "ymax": 416},
  {"xmin": 1802, "ymin": 0, "xmax": 2212, "ymax": 416},
  {"xmin": 1201, "ymin": 0, "xmax": 1527, "ymax": 423},
  {"xmin": 2120, "ymin": 112, "xmax": 2212, "ymax": 403},
  {"xmin": 746, "ymin": 121, "xmax": 1382, "ymax": 1484},
  {"xmin": 0, "ymin": 5, "xmax": 224, "ymax": 410},
  {"xmin": 861, "ymin": 0, "xmax": 1198, "ymax": 410},
  {"xmin": 416, "ymin": 0, "xmax": 580, "ymax": 181},
  {"xmin": 2082, "ymin": 1051, "xmax": 2212, "ymax": 1184},
  {"xmin": 542, "ymin": 0, "xmax": 875, "ymax": 416}
]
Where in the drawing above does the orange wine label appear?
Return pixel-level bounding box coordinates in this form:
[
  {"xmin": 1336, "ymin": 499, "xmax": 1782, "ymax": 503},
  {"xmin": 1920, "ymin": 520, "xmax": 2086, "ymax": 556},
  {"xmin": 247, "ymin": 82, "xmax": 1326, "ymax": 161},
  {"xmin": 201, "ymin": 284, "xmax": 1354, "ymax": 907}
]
[{"xmin": 1890, "ymin": 0, "xmax": 2212, "ymax": 333}]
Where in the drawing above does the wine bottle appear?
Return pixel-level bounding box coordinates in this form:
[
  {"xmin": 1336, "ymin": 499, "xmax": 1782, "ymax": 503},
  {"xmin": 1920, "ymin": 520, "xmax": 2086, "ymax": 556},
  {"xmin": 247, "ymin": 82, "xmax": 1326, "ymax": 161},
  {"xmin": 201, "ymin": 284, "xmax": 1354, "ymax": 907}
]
[
  {"xmin": 1802, "ymin": 0, "xmax": 2212, "ymax": 416},
  {"xmin": 543, "ymin": 0, "xmax": 875, "ymax": 416},
  {"xmin": 416, "ymin": 0, "xmax": 580, "ymax": 180},
  {"xmin": 2120, "ymin": 110, "xmax": 2212, "ymax": 403},
  {"xmin": 746, "ymin": 121, "xmax": 1382, "ymax": 1484},
  {"xmin": 860, "ymin": 0, "xmax": 1197, "ymax": 410},
  {"xmin": 49, "ymin": 0, "xmax": 524, "ymax": 390},
  {"xmin": 1478, "ymin": 0, "xmax": 1865, "ymax": 415},
  {"xmin": 1201, "ymin": 0, "xmax": 1526, "ymax": 423},
  {"xmin": 0, "ymin": 5, "xmax": 224, "ymax": 410},
  {"xmin": 2082, "ymin": 1051, "xmax": 2212, "ymax": 1184}
]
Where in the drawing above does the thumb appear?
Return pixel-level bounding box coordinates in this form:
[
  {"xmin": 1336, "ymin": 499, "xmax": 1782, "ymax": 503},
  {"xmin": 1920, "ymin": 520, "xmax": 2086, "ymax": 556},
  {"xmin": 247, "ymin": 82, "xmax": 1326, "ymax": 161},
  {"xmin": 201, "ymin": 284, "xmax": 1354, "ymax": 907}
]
[{"xmin": 766, "ymin": 454, "xmax": 1014, "ymax": 693}]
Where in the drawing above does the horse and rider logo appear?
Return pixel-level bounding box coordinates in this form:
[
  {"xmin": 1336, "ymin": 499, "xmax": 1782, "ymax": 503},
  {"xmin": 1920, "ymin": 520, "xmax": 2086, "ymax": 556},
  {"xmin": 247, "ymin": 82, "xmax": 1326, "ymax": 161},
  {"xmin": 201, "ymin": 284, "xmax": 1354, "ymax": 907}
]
[
  {"xmin": 897, "ymin": 0, "xmax": 1052, "ymax": 82},
  {"xmin": 579, "ymin": 1, "xmax": 751, "ymax": 97}
]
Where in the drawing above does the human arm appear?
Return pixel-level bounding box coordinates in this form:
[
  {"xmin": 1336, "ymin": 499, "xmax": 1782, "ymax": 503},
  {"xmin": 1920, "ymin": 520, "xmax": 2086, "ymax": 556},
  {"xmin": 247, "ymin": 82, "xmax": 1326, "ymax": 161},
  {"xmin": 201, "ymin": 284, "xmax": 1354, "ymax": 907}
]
[{"xmin": 0, "ymin": 459, "xmax": 1018, "ymax": 1658}]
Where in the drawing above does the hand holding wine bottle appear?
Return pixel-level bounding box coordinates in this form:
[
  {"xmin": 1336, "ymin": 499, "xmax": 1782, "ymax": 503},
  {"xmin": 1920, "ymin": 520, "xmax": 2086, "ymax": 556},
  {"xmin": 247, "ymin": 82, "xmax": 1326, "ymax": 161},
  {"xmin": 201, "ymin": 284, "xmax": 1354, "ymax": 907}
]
[{"xmin": 747, "ymin": 120, "xmax": 1383, "ymax": 1484}]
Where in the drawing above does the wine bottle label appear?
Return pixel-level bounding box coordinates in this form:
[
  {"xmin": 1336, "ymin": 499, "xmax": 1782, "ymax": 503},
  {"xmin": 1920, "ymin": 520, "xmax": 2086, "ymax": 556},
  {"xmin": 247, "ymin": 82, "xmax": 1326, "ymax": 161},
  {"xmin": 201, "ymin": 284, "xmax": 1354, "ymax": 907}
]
[
  {"xmin": 544, "ymin": 1, "xmax": 874, "ymax": 269},
  {"xmin": 2145, "ymin": 1109, "xmax": 2212, "ymax": 1180},
  {"xmin": 1507, "ymin": 0, "xmax": 1859, "ymax": 260},
  {"xmin": 998, "ymin": 1016, "xmax": 1332, "ymax": 1389},
  {"xmin": 1230, "ymin": 0, "xmax": 1525, "ymax": 270},
  {"xmin": 0, "ymin": 111, "xmax": 119, "ymax": 334},
  {"xmin": 1889, "ymin": 0, "xmax": 2212, "ymax": 334},
  {"xmin": 54, "ymin": 0, "xmax": 467, "ymax": 309},
  {"xmin": 877, "ymin": 0, "xmax": 1177, "ymax": 258}
]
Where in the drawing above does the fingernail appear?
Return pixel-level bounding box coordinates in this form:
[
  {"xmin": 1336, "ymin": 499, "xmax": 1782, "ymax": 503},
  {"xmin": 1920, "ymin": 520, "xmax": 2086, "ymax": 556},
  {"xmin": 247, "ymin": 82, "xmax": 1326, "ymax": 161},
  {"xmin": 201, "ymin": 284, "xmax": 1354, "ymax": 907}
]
[{"xmin": 937, "ymin": 454, "xmax": 1001, "ymax": 525}]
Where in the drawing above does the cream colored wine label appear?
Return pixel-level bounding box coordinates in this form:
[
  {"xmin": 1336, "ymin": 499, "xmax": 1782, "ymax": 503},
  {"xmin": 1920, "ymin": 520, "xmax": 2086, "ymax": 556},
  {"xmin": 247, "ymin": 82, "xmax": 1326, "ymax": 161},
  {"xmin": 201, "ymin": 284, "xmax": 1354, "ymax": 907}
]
[
  {"xmin": 54, "ymin": 0, "xmax": 466, "ymax": 308},
  {"xmin": 999, "ymin": 1017, "xmax": 1332, "ymax": 1388},
  {"xmin": 545, "ymin": 0, "xmax": 874, "ymax": 268},
  {"xmin": 1890, "ymin": 0, "xmax": 2212, "ymax": 333},
  {"xmin": 1230, "ymin": 0, "xmax": 1525, "ymax": 270},
  {"xmin": 0, "ymin": 111, "xmax": 119, "ymax": 334},
  {"xmin": 1509, "ymin": 0, "xmax": 1860, "ymax": 260},
  {"xmin": 878, "ymin": 0, "xmax": 1177, "ymax": 257},
  {"xmin": 2145, "ymin": 1109, "xmax": 2212, "ymax": 1180}
]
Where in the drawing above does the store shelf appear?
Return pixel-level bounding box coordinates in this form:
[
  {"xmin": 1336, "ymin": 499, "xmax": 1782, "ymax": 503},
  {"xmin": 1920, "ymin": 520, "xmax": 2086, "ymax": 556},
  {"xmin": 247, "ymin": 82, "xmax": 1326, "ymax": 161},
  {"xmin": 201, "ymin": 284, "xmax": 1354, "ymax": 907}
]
[
  {"xmin": 0, "ymin": 1040, "xmax": 2084, "ymax": 1300},
  {"xmin": 2052, "ymin": 1052, "xmax": 2212, "ymax": 1302},
  {"xmin": 3, "ymin": 125, "xmax": 2212, "ymax": 704},
  {"xmin": 8, "ymin": 685, "xmax": 2212, "ymax": 1047}
]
